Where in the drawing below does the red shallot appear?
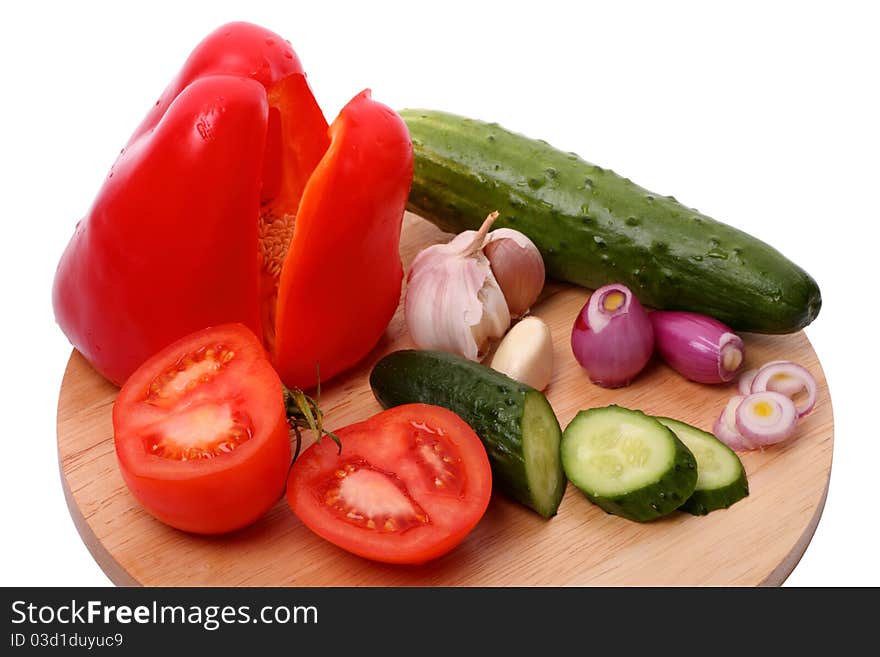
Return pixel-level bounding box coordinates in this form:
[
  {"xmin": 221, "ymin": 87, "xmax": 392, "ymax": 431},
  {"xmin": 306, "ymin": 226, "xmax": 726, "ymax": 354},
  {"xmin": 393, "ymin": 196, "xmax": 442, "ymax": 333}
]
[
  {"xmin": 650, "ymin": 311, "xmax": 745, "ymax": 384},
  {"xmin": 570, "ymin": 283, "xmax": 654, "ymax": 388}
]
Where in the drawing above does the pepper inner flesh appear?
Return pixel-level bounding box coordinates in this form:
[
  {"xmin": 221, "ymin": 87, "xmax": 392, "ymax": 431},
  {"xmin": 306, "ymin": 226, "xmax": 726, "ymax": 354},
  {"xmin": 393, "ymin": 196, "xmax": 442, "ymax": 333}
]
[
  {"xmin": 258, "ymin": 209, "xmax": 297, "ymax": 353},
  {"xmin": 255, "ymin": 74, "xmax": 330, "ymax": 353}
]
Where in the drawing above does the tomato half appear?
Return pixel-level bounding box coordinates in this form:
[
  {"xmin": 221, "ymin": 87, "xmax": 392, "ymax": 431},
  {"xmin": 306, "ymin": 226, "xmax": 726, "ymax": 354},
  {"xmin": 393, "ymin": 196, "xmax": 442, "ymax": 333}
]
[
  {"xmin": 286, "ymin": 404, "xmax": 492, "ymax": 564},
  {"xmin": 113, "ymin": 323, "xmax": 291, "ymax": 534}
]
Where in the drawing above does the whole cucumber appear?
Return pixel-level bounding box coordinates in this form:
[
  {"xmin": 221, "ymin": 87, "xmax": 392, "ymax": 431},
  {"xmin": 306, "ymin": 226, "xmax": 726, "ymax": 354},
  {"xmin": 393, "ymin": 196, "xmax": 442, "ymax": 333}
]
[{"xmin": 401, "ymin": 109, "xmax": 821, "ymax": 334}]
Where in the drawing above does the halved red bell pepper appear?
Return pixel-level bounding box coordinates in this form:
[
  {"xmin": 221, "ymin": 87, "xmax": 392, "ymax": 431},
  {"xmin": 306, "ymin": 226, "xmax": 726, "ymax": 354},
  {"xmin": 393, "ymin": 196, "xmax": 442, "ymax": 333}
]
[{"xmin": 52, "ymin": 22, "xmax": 413, "ymax": 388}]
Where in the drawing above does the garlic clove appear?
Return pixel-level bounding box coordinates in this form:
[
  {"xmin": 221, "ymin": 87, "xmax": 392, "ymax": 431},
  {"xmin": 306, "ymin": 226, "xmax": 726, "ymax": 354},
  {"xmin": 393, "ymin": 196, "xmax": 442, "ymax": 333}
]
[
  {"xmin": 472, "ymin": 267, "xmax": 512, "ymax": 358},
  {"xmin": 405, "ymin": 216, "xmax": 511, "ymax": 360},
  {"xmin": 489, "ymin": 316, "xmax": 554, "ymax": 390},
  {"xmin": 483, "ymin": 228, "xmax": 545, "ymax": 317}
]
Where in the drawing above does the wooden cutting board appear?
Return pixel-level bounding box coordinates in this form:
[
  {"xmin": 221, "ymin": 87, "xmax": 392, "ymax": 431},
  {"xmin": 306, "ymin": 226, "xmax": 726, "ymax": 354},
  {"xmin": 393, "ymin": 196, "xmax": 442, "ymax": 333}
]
[{"xmin": 56, "ymin": 212, "xmax": 833, "ymax": 586}]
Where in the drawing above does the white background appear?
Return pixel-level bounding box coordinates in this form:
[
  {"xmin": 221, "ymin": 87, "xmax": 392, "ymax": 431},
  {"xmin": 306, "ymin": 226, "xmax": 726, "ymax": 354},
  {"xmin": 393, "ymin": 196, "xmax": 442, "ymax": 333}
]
[{"xmin": 0, "ymin": 0, "xmax": 876, "ymax": 586}]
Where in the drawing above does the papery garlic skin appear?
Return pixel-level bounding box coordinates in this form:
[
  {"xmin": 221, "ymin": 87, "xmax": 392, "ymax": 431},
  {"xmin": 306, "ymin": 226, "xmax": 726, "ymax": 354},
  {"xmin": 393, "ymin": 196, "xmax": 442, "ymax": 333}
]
[
  {"xmin": 490, "ymin": 316, "xmax": 553, "ymax": 390},
  {"xmin": 483, "ymin": 228, "xmax": 545, "ymax": 317},
  {"xmin": 405, "ymin": 230, "xmax": 511, "ymax": 361}
]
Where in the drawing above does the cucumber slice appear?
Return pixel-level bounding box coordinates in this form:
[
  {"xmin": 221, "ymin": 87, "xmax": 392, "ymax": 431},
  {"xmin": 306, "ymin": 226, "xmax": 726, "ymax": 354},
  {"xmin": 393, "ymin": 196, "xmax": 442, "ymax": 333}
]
[
  {"xmin": 655, "ymin": 417, "xmax": 749, "ymax": 515},
  {"xmin": 370, "ymin": 350, "xmax": 566, "ymax": 517},
  {"xmin": 561, "ymin": 406, "xmax": 697, "ymax": 522},
  {"xmin": 522, "ymin": 392, "xmax": 565, "ymax": 517}
]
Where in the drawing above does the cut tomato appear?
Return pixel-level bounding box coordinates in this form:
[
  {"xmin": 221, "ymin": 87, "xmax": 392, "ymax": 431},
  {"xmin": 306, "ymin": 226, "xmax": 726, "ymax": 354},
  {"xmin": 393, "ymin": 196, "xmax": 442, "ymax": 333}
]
[
  {"xmin": 113, "ymin": 323, "xmax": 291, "ymax": 534},
  {"xmin": 287, "ymin": 404, "xmax": 492, "ymax": 564}
]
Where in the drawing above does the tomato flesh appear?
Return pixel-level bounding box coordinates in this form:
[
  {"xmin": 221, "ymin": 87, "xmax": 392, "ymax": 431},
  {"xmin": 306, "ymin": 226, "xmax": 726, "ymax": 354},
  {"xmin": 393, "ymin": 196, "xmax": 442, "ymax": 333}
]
[
  {"xmin": 113, "ymin": 324, "xmax": 291, "ymax": 534},
  {"xmin": 410, "ymin": 427, "xmax": 466, "ymax": 497},
  {"xmin": 143, "ymin": 403, "xmax": 253, "ymax": 461},
  {"xmin": 322, "ymin": 460, "xmax": 429, "ymax": 533},
  {"xmin": 287, "ymin": 404, "xmax": 492, "ymax": 564},
  {"xmin": 145, "ymin": 343, "xmax": 235, "ymax": 406}
]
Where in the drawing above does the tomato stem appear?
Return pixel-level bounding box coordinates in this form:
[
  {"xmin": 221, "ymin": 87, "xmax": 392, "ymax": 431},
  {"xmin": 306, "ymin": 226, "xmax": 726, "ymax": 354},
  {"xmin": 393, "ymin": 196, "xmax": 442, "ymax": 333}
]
[{"xmin": 282, "ymin": 370, "xmax": 341, "ymax": 459}]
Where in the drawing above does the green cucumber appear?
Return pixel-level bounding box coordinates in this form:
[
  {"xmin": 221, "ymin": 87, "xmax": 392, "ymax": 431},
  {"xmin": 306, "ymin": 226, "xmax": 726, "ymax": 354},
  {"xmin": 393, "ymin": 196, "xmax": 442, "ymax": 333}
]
[
  {"xmin": 369, "ymin": 349, "xmax": 565, "ymax": 518},
  {"xmin": 401, "ymin": 109, "xmax": 821, "ymax": 334},
  {"xmin": 655, "ymin": 417, "xmax": 749, "ymax": 515},
  {"xmin": 561, "ymin": 406, "xmax": 697, "ymax": 522}
]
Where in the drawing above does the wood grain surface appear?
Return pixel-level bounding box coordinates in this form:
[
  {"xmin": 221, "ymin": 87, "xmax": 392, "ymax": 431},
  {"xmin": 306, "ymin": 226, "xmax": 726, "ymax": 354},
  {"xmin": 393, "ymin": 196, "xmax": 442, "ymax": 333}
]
[{"xmin": 56, "ymin": 212, "xmax": 833, "ymax": 586}]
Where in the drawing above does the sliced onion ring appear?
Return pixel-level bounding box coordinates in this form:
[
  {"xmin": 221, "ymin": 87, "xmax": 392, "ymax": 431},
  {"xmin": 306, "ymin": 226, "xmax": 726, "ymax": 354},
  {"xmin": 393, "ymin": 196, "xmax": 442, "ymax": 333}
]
[
  {"xmin": 738, "ymin": 369, "xmax": 758, "ymax": 396},
  {"xmin": 747, "ymin": 360, "xmax": 802, "ymax": 397},
  {"xmin": 750, "ymin": 361, "xmax": 817, "ymax": 418},
  {"xmin": 735, "ymin": 391, "xmax": 798, "ymax": 446},
  {"xmin": 713, "ymin": 395, "xmax": 755, "ymax": 451}
]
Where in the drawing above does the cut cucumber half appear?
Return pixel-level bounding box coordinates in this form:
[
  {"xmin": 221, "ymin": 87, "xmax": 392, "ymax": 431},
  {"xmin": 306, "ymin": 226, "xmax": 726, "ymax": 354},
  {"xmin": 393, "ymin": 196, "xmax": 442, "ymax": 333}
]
[
  {"xmin": 370, "ymin": 350, "xmax": 566, "ymax": 518},
  {"xmin": 561, "ymin": 406, "xmax": 697, "ymax": 522},
  {"xmin": 655, "ymin": 417, "xmax": 749, "ymax": 515}
]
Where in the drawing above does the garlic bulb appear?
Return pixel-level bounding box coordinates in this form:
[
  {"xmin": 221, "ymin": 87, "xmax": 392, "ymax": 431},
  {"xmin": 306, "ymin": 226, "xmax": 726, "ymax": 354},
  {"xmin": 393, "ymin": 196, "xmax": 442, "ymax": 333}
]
[
  {"xmin": 490, "ymin": 316, "xmax": 554, "ymax": 390},
  {"xmin": 483, "ymin": 228, "xmax": 545, "ymax": 317},
  {"xmin": 405, "ymin": 213, "xmax": 511, "ymax": 360}
]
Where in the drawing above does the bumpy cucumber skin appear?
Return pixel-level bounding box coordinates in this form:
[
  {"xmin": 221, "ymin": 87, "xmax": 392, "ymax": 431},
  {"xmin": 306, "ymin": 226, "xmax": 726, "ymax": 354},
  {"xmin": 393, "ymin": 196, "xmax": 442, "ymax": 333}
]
[
  {"xmin": 562, "ymin": 407, "xmax": 698, "ymax": 522},
  {"xmin": 656, "ymin": 417, "xmax": 750, "ymax": 515},
  {"xmin": 402, "ymin": 109, "xmax": 821, "ymax": 334},
  {"xmin": 370, "ymin": 350, "xmax": 565, "ymax": 517}
]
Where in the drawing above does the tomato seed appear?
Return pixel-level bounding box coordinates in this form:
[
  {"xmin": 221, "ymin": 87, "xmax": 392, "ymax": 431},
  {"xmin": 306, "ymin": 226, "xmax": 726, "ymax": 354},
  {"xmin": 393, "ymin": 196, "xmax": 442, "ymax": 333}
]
[
  {"xmin": 144, "ymin": 406, "xmax": 253, "ymax": 461},
  {"xmin": 318, "ymin": 460, "xmax": 430, "ymax": 534},
  {"xmin": 146, "ymin": 343, "xmax": 233, "ymax": 405}
]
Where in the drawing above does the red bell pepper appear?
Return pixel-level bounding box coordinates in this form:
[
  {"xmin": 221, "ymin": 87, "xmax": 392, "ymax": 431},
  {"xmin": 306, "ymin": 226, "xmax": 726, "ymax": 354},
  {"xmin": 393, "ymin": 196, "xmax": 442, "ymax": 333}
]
[{"xmin": 52, "ymin": 22, "xmax": 413, "ymax": 388}]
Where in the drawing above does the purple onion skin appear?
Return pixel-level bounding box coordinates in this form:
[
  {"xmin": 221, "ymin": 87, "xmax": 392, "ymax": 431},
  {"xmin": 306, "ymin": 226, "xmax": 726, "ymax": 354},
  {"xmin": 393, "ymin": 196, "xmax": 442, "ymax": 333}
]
[
  {"xmin": 570, "ymin": 288, "xmax": 655, "ymax": 388},
  {"xmin": 650, "ymin": 311, "xmax": 745, "ymax": 384}
]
